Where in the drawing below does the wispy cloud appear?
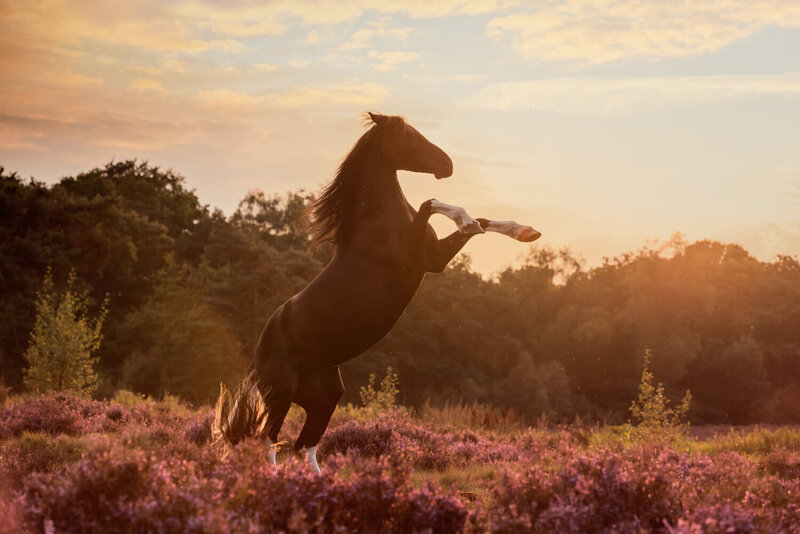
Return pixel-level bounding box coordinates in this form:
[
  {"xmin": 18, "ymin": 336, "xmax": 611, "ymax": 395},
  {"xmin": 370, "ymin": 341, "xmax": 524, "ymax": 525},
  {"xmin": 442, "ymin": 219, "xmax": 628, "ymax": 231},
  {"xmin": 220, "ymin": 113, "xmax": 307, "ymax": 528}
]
[
  {"xmin": 488, "ymin": 0, "xmax": 800, "ymax": 64},
  {"xmin": 265, "ymin": 83, "xmax": 389, "ymax": 107},
  {"xmin": 466, "ymin": 73, "xmax": 800, "ymax": 115},
  {"xmin": 250, "ymin": 63, "xmax": 278, "ymax": 73},
  {"xmin": 180, "ymin": 0, "xmax": 514, "ymax": 28},
  {"xmin": 194, "ymin": 83, "xmax": 389, "ymax": 110},
  {"xmin": 129, "ymin": 78, "xmax": 170, "ymax": 94},
  {"xmin": 368, "ymin": 51, "xmax": 419, "ymax": 71},
  {"xmin": 340, "ymin": 20, "xmax": 414, "ymax": 51}
]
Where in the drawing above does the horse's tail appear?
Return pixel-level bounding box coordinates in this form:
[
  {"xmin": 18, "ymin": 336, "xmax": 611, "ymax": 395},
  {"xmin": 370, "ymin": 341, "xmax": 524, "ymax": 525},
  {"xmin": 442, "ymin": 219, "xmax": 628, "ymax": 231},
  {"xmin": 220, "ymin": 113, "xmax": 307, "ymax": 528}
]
[{"xmin": 211, "ymin": 365, "xmax": 268, "ymax": 458}]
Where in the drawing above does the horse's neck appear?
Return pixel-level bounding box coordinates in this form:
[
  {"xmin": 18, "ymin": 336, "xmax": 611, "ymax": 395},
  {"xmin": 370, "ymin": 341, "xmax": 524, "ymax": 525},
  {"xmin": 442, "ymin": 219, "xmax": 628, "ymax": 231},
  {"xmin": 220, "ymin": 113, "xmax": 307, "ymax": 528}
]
[{"xmin": 351, "ymin": 156, "xmax": 408, "ymax": 217}]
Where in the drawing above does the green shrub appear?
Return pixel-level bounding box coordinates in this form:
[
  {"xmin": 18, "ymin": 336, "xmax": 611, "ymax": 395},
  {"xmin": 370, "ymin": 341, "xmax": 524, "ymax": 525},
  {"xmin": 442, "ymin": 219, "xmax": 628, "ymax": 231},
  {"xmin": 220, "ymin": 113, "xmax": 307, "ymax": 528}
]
[
  {"xmin": 630, "ymin": 350, "xmax": 691, "ymax": 431},
  {"xmin": 591, "ymin": 351, "xmax": 693, "ymax": 449},
  {"xmin": 23, "ymin": 270, "xmax": 107, "ymax": 397},
  {"xmin": 359, "ymin": 367, "xmax": 400, "ymax": 415}
]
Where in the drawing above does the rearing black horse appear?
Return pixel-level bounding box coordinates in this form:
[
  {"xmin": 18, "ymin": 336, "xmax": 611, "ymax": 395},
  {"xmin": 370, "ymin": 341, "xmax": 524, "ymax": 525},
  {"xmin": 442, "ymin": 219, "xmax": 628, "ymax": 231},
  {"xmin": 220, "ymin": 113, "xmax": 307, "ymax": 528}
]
[{"xmin": 213, "ymin": 113, "xmax": 540, "ymax": 472}]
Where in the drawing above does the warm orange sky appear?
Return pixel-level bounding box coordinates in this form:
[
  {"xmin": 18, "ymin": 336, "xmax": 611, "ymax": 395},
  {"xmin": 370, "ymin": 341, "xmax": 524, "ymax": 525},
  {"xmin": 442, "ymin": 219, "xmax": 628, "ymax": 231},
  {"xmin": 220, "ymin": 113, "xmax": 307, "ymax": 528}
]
[{"xmin": 2, "ymin": 0, "xmax": 799, "ymax": 274}]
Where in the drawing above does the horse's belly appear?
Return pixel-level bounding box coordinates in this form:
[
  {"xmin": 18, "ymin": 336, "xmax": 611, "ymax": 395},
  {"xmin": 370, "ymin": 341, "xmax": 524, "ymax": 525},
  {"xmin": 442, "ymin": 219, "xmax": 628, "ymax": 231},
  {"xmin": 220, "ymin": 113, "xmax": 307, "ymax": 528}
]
[{"xmin": 285, "ymin": 264, "xmax": 422, "ymax": 362}]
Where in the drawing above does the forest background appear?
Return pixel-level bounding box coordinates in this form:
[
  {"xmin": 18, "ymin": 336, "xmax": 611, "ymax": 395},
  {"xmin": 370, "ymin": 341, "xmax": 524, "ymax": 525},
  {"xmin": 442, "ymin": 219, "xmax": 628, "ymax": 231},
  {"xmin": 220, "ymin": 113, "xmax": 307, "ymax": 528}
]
[{"xmin": 2, "ymin": 160, "xmax": 799, "ymax": 425}]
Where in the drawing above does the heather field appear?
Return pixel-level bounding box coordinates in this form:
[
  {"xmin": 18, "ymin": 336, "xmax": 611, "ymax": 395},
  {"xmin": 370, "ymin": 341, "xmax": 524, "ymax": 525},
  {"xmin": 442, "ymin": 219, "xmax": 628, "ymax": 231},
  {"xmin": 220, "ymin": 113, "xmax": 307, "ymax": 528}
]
[{"xmin": 1, "ymin": 393, "xmax": 800, "ymax": 533}]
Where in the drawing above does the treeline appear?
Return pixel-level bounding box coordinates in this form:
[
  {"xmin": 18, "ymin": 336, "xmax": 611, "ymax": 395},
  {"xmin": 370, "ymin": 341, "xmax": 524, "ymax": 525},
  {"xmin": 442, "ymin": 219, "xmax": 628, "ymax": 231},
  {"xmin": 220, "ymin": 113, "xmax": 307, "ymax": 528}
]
[{"xmin": 1, "ymin": 161, "xmax": 799, "ymax": 424}]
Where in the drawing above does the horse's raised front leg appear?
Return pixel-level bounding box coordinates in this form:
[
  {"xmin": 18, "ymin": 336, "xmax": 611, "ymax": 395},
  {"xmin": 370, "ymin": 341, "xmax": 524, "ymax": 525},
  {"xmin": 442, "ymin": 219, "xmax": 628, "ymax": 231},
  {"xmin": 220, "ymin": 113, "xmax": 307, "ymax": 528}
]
[
  {"xmin": 404, "ymin": 199, "xmax": 486, "ymax": 273},
  {"xmin": 476, "ymin": 218, "xmax": 542, "ymax": 242},
  {"xmin": 429, "ymin": 199, "xmax": 485, "ymax": 235},
  {"xmin": 425, "ymin": 226, "xmax": 488, "ymax": 272}
]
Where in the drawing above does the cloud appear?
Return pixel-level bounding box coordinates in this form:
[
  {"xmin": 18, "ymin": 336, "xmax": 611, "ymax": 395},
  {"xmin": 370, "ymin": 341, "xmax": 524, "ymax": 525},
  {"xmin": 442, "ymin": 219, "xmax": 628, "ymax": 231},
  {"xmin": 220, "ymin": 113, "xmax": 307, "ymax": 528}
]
[
  {"xmin": 129, "ymin": 78, "xmax": 170, "ymax": 94},
  {"xmin": 465, "ymin": 73, "xmax": 800, "ymax": 115},
  {"xmin": 195, "ymin": 89, "xmax": 262, "ymax": 110},
  {"xmin": 488, "ymin": 0, "xmax": 800, "ymax": 64},
  {"xmin": 194, "ymin": 83, "xmax": 389, "ymax": 110},
  {"xmin": 250, "ymin": 63, "xmax": 277, "ymax": 73},
  {"xmin": 182, "ymin": 0, "xmax": 514, "ymax": 28},
  {"xmin": 340, "ymin": 20, "xmax": 414, "ymax": 51},
  {"xmin": 264, "ymin": 83, "xmax": 390, "ymax": 107},
  {"xmin": 305, "ymin": 28, "xmax": 337, "ymax": 44},
  {"xmin": 0, "ymin": 110, "xmax": 188, "ymax": 152},
  {"xmin": 368, "ymin": 51, "xmax": 420, "ymax": 71},
  {"xmin": 196, "ymin": 19, "xmax": 286, "ymax": 38}
]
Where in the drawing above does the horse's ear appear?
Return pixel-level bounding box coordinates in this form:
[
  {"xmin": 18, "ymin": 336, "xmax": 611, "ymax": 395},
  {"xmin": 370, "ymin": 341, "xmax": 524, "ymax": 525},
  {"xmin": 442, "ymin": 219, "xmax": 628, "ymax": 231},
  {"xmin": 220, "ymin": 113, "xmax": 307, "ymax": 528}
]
[{"xmin": 368, "ymin": 112, "xmax": 388, "ymax": 126}]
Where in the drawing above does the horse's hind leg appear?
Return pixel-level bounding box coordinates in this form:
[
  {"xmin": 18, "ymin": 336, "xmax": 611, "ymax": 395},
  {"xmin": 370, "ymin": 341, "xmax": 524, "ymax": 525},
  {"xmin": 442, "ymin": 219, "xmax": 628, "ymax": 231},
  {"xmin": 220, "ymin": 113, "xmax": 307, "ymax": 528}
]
[
  {"xmin": 293, "ymin": 366, "xmax": 345, "ymax": 474},
  {"xmin": 260, "ymin": 386, "xmax": 293, "ymax": 465}
]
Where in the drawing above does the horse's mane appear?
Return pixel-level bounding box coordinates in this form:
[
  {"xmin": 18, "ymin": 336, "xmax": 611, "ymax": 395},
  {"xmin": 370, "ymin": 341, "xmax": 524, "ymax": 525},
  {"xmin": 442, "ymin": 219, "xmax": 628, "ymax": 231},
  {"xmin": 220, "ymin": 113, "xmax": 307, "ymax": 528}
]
[{"xmin": 308, "ymin": 120, "xmax": 379, "ymax": 247}]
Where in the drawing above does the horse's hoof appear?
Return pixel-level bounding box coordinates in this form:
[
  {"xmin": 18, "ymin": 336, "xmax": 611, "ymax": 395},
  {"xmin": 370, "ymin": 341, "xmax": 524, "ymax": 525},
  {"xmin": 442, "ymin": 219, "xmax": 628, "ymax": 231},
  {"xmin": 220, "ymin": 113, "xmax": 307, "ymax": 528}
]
[{"xmin": 516, "ymin": 227, "xmax": 542, "ymax": 242}]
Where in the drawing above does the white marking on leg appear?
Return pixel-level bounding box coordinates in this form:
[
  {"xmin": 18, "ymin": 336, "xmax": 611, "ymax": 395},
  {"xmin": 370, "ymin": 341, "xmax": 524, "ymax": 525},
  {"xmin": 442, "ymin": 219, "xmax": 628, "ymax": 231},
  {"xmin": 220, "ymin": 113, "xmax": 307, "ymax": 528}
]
[
  {"xmin": 429, "ymin": 199, "xmax": 484, "ymax": 234},
  {"xmin": 484, "ymin": 220, "xmax": 541, "ymax": 242},
  {"xmin": 266, "ymin": 438, "xmax": 276, "ymax": 466},
  {"xmin": 302, "ymin": 445, "xmax": 321, "ymax": 474}
]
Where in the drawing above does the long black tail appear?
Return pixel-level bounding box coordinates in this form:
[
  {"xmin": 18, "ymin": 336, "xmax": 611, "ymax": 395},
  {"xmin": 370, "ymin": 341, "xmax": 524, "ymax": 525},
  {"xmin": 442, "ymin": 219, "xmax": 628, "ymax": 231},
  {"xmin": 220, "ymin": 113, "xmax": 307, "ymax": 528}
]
[{"xmin": 211, "ymin": 366, "xmax": 268, "ymax": 457}]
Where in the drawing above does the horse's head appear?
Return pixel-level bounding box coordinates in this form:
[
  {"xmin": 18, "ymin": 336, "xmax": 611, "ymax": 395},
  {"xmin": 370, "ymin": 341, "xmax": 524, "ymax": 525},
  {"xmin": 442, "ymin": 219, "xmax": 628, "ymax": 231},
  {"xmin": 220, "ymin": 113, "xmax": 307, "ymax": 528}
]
[{"xmin": 368, "ymin": 112, "xmax": 453, "ymax": 179}]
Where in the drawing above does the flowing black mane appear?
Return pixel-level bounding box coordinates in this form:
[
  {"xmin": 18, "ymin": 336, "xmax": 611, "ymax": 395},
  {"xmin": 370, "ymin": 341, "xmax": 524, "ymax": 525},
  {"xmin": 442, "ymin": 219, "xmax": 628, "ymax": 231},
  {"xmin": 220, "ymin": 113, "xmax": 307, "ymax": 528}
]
[{"xmin": 308, "ymin": 124, "xmax": 379, "ymax": 246}]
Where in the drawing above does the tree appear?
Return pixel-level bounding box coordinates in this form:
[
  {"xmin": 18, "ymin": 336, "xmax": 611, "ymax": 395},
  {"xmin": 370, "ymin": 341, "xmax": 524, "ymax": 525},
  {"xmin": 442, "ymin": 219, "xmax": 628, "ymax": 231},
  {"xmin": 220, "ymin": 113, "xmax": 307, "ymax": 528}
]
[
  {"xmin": 118, "ymin": 262, "xmax": 245, "ymax": 404},
  {"xmin": 23, "ymin": 270, "xmax": 107, "ymax": 396}
]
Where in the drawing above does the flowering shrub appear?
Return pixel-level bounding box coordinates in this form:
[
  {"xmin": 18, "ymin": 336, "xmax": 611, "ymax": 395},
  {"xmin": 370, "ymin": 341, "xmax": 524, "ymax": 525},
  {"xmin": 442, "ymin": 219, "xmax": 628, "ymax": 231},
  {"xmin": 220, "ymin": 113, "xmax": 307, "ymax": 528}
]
[
  {"xmin": 0, "ymin": 487, "xmax": 24, "ymax": 534},
  {"xmin": 471, "ymin": 445, "xmax": 800, "ymax": 533},
  {"xmin": 472, "ymin": 446, "xmax": 684, "ymax": 532},
  {"xmin": 0, "ymin": 393, "xmax": 108, "ymax": 439},
  {"xmin": 21, "ymin": 441, "xmax": 468, "ymax": 533},
  {"xmin": 3, "ymin": 391, "xmax": 800, "ymax": 533},
  {"xmin": 220, "ymin": 447, "xmax": 468, "ymax": 533},
  {"xmin": 318, "ymin": 412, "xmax": 543, "ymax": 470},
  {"xmin": 183, "ymin": 411, "xmax": 214, "ymax": 446},
  {"xmin": 0, "ymin": 432, "xmax": 84, "ymax": 489}
]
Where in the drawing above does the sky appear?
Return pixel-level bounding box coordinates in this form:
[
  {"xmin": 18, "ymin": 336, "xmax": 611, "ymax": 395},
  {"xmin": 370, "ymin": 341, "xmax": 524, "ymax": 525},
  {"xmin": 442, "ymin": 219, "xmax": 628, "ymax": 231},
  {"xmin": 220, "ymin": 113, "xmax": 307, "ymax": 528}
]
[{"xmin": 2, "ymin": 0, "xmax": 799, "ymax": 275}]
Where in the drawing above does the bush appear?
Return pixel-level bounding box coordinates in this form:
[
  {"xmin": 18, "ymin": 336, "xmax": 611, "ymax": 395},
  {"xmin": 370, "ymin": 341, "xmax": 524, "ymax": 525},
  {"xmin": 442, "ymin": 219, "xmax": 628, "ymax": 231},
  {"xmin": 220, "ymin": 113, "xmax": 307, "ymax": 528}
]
[
  {"xmin": 21, "ymin": 442, "xmax": 468, "ymax": 534},
  {"xmin": 359, "ymin": 367, "xmax": 400, "ymax": 415},
  {"xmin": 183, "ymin": 411, "xmax": 214, "ymax": 446},
  {"xmin": 759, "ymin": 448, "xmax": 800, "ymax": 479},
  {"xmin": 23, "ymin": 270, "xmax": 107, "ymax": 397},
  {"xmin": 319, "ymin": 412, "xmax": 530, "ymax": 470},
  {"xmin": 472, "ymin": 446, "xmax": 684, "ymax": 532},
  {"xmin": 0, "ymin": 392, "xmax": 107, "ymax": 439},
  {"xmin": 23, "ymin": 448, "xmax": 152, "ymax": 534},
  {"xmin": 0, "ymin": 432, "xmax": 84, "ymax": 489},
  {"xmin": 630, "ymin": 350, "xmax": 691, "ymax": 431},
  {"xmin": 0, "ymin": 486, "xmax": 24, "ymax": 534}
]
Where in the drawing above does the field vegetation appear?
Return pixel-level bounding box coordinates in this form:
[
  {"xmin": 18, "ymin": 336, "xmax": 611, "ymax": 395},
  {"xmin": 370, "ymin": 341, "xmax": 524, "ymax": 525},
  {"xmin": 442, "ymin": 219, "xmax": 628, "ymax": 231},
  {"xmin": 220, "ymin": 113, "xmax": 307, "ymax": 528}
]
[{"xmin": 2, "ymin": 369, "xmax": 800, "ymax": 533}]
